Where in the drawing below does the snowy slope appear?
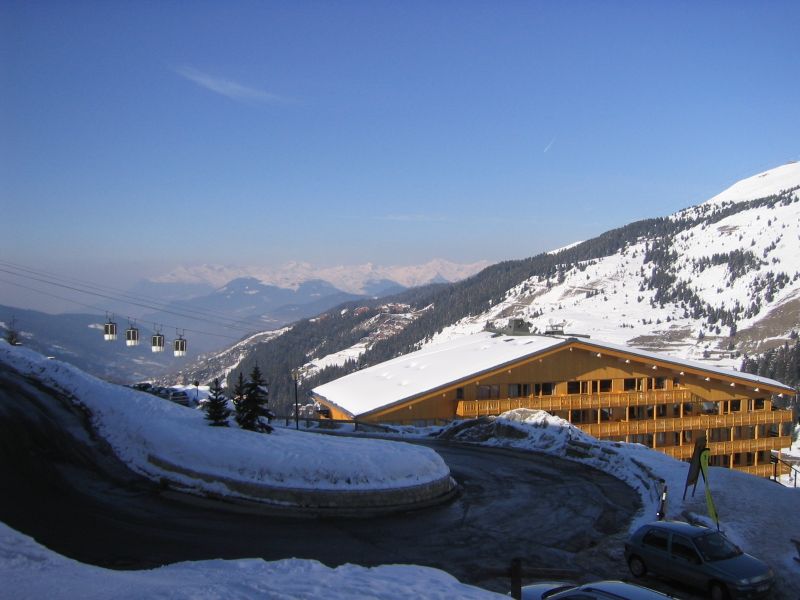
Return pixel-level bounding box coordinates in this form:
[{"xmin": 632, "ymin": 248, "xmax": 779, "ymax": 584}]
[
  {"xmin": 703, "ymin": 162, "xmax": 800, "ymax": 207},
  {"xmin": 419, "ymin": 162, "xmax": 800, "ymax": 370},
  {"xmin": 0, "ymin": 343, "xmax": 450, "ymax": 499},
  {"xmin": 0, "ymin": 523, "xmax": 503, "ymax": 599}
]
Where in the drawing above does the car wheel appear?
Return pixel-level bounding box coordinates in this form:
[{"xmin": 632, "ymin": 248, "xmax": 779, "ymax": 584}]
[
  {"xmin": 710, "ymin": 582, "xmax": 729, "ymax": 600},
  {"xmin": 627, "ymin": 555, "xmax": 647, "ymax": 578}
]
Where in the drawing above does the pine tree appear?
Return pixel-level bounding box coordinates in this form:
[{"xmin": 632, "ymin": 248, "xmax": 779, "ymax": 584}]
[
  {"xmin": 233, "ymin": 367, "xmax": 273, "ymax": 433},
  {"xmin": 233, "ymin": 371, "xmax": 249, "ymax": 429},
  {"xmin": 244, "ymin": 365, "xmax": 273, "ymax": 433},
  {"xmin": 204, "ymin": 378, "xmax": 231, "ymax": 426}
]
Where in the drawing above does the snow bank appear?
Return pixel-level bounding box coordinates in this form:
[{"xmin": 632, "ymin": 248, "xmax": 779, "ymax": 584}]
[
  {"xmin": 0, "ymin": 344, "xmax": 450, "ymax": 499},
  {"xmin": 440, "ymin": 409, "xmax": 800, "ymax": 598},
  {"xmin": 0, "ymin": 522, "xmax": 503, "ymax": 600}
]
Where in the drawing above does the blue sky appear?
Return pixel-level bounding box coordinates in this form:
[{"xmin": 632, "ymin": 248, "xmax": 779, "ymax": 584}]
[{"xmin": 2, "ymin": 1, "xmax": 799, "ymax": 299}]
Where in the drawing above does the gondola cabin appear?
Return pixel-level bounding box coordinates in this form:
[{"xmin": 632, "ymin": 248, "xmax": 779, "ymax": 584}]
[
  {"xmin": 125, "ymin": 326, "xmax": 140, "ymax": 347},
  {"xmin": 173, "ymin": 336, "xmax": 187, "ymax": 357},
  {"xmin": 103, "ymin": 320, "xmax": 117, "ymax": 341},
  {"xmin": 151, "ymin": 333, "xmax": 165, "ymax": 353}
]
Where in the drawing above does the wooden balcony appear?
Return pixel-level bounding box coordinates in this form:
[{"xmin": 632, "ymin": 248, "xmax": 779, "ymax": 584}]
[
  {"xmin": 456, "ymin": 389, "xmax": 697, "ymax": 417},
  {"xmin": 579, "ymin": 410, "xmax": 793, "ymax": 439},
  {"xmin": 658, "ymin": 436, "xmax": 792, "ymax": 460}
]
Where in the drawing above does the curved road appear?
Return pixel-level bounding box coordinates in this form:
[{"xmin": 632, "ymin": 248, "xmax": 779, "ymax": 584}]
[{"xmin": 0, "ymin": 367, "xmax": 641, "ymax": 593}]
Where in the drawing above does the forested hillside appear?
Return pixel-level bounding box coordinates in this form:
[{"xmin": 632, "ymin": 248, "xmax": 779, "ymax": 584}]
[{"xmin": 192, "ymin": 167, "xmax": 800, "ymax": 415}]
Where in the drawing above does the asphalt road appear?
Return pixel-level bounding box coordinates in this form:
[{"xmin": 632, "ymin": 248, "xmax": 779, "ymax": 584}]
[{"xmin": 1, "ymin": 366, "xmax": 652, "ymax": 594}]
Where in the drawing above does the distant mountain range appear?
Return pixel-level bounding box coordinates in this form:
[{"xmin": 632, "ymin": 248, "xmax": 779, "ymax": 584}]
[
  {"xmin": 170, "ymin": 161, "xmax": 800, "ymax": 412},
  {"xmin": 149, "ymin": 258, "xmax": 491, "ymax": 293},
  {"xmin": 0, "ymin": 259, "xmax": 488, "ymax": 382}
]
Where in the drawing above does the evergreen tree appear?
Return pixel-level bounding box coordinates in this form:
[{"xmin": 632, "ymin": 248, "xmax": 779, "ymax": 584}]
[
  {"xmin": 233, "ymin": 371, "xmax": 249, "ymax": 429},
  {"xmin": 244, "ymin": 365, "xmax": 273, "ymax": 433},
  {"xmin": 204, "ymin": 377, "xmax": 231, "ymax": 426},
  {"xmin": 233, "ymin": 366, "xmax": 273, "ymax": 433}
]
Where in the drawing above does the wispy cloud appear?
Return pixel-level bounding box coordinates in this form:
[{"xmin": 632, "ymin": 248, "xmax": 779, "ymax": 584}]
[
  {"xmin": 174, "ymin": 66, "xmax": 282, "ymax": 103},
  {"xmin": 375, "ymin": 214, "xmax": 449, "ymax": 223},
  {"xmin": 543, "ymin": 137, "xmax": 556, "ymax": 153}
]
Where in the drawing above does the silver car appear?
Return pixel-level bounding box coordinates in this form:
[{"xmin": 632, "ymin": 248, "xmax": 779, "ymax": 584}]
[{"xmin": 624, "ymin": 521, "xmax": 773, "ymax": 600}]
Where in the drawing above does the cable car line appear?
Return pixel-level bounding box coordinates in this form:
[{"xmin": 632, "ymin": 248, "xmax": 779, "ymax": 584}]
[
  {"xmin": 0, "ymin": 278, "xmax": 243, "ymax": 341},
  {"xmin": 0, "ymin": 260, "xmax": 260, "ymax": 330},
  {"xmin": 0, "ymin": 267, "xmax": 257, "ymax": 334}
]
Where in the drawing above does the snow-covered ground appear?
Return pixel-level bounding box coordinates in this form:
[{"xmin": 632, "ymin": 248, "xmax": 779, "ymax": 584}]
[
  {"xmin": 2, "ymin": 341, "xmax": 798, "ymax": 598},
  {"xmin": 0, "ymin": 344, "xmax": 450, "ymax": 497},
  {"xmin": 0, "ymin": 523, "xmax": 503, "ymax": 599}
]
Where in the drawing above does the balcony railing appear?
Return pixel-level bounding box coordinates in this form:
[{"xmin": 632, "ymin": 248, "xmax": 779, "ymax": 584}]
[
  {"xmin": 658, "ymin": 436, "xmax": 792, "ymax": 460},
  {"xmin": 456, "ymin": 389, "xmax": 698, "ymax": 417},
  {"xmin": 579, "ymin": 410, "xmax": 793, "ymax": 439}
]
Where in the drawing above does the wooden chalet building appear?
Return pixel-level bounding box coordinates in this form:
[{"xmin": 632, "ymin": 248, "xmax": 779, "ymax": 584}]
[{"xmin": 312, "ymin": 327, "xmax": 797, "ymax": 478}]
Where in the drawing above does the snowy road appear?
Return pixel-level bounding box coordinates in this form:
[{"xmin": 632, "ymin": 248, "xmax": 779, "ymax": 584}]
[{"xmin": 1, "ymin": 368, "xmax": 641, "ymax": 594}]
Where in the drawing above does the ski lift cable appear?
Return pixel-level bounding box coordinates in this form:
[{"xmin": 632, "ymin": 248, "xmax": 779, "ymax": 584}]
[
  {"xmin": 0, "ymin": 260, "xmax": 259, "ymax": 329},
  {"xmin": 0, "ymin": 260, "xmax": 257, "ymax": 329},
  {"xmin": 0, "ymin": 267, "xmax": 256, "ymax": 334},
  {"xmin": 0, "ymin": 278, "xmax": 243, "ymax": 340}
]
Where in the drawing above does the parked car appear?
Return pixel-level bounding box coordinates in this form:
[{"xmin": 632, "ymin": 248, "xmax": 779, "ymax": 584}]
[
  {"xmin": 624, "ymin": 521, "xmax": 773, "ymax": 600},
  {"xmin": 521, "ymin": 580, "xmax": 677, "ymax": 600},
  {"xmin": 167, "ymin": 390, "xmax": 191, "ymax": 406}
]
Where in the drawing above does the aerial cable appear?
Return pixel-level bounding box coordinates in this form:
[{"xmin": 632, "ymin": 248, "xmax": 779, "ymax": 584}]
[
  {"xmin": 0, "ymin": 267, "xmax": 256, "ymax": 334},
  {"xmin": 0, "ymin": 278, "xmax": 243, "ymax": 340},
  {"xmin": 0, "ymin": 260, "xmax": 258, "ymax": 329}
]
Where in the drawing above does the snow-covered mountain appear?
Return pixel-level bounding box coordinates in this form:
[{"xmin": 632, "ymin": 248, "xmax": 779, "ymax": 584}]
[
  {"xmin": 448, "ymin": 162, "xmax": 800, "ymax": 368},
  {"xmin": 150, "ymin": 258, "xmax": 491, "ymax": 294},
  {"xmin": 166, "ymin": 162, "xmax": 800, "ymax": 409}
]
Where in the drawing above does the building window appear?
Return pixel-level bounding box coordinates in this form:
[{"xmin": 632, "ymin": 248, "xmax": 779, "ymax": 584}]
[
  {"xmin": 652, "ymin": 377, "xmax": 666, "ymax": 390},
  {"xmin": 753, "ymin": 397, "xmax": 765, "ymax": 410},
  {"xmin": 672, "ymin": 377, "xmax": 681, "ymax": 388},
  {"xmin": 730, "ymin": 399, "xmax": 741, "ymax": 412},
  {"xmin": 624, "ymin": 378, "xmax": 637, "ymax": 391},
  {"xmin": 456, "ymin": 387, "xmax": 464, "ymax": 400},
  {"xmin": 702, "ymin": 402, "xmax": 718, "ymax": 415},
  {"xmin": 477, "ymin": 385, "xmax": 499, "ymax": 400},
  {"xmin": 508, "ymin": 384, "xmax": 529, "ymax": 398},
  {"xmin": 599, "ymin": 379, "xmax": 612, "ymax": 393},
  {"xmin": 567, "ymin": 381, "xmax": 581, "ymax": 394},
  {"xmin": 541, "ymin": 382, "xmax": 554, "ymax": 395}
]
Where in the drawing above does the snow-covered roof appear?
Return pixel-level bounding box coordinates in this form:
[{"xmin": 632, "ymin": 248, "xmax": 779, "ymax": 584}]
[
  {"xmin": 313, "ymin": 332, "xmax": 566, "ymax": 417},
  {"xmin": 313, "ymin": 332, "xmax": 795, "ymax": 418}
]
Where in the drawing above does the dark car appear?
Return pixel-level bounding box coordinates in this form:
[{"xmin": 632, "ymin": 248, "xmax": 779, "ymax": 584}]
[
  {"xmin": 520, "ymin": 580, "xmax": 678, "ymax": 600},
  {"xmin": 624, "ymin": 521, "xmax": 773, "ymax": 600}
]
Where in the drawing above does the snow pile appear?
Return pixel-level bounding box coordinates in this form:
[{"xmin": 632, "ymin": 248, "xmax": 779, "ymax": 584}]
[
  {"xmin": 0, "ymin": 343, "xmax": 450, "ymax": 496},
  {"xmin": 441, "ymin": 409, "xmax": 800, "ymax": 597},
  {"xmin": 0, "ymin": 522, "xmax": 502, "ymax": 600}
]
